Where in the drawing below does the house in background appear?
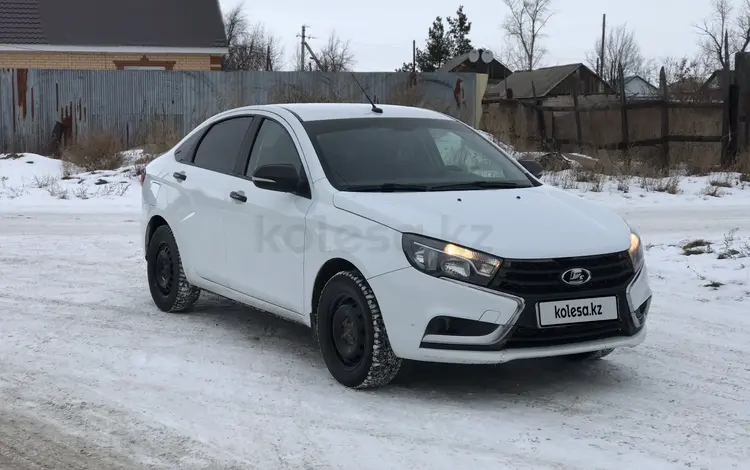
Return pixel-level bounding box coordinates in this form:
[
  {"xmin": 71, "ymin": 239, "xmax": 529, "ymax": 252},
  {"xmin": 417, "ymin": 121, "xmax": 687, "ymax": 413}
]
[
  {"xmin": 485, "ymin": 63, "xmax": 615, "ymax": 101},
  {"xmin": 0, "ymin": 0, "xmax": 227, "ymax": 70},
  {"xmin": 698, "ymin": 70, "xmax": 734, "ymax": 100},
  {"xmin": 439, "ymin": 52, "xmax": 513, "ymax": 83},
  {"xmin": 668, "ymin": 77, "xmax": 708, "ymax": 99},
  {"xmin": 613, "ymin": 75, "xmax": 659, "ymax": 100}
]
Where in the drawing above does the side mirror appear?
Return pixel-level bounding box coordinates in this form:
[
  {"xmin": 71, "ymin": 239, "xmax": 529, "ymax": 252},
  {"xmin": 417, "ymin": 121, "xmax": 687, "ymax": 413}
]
[
  {"xmin": 252, "ymin": 164, "xmax": 301, "ymax": 194},
  {"xmin": 519, "ymin": 159, "xmax": 544, "ymax": 179}
]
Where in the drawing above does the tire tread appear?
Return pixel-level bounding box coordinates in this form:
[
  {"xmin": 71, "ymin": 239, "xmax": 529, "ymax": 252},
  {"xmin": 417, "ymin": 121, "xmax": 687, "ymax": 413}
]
[
  {"xmin": 149, "ymin": 225, "xmax": 200, "ymax": 313},
  {"xmin": 317, "ymin": 270, "xmax": 401, "ymax": 389}
]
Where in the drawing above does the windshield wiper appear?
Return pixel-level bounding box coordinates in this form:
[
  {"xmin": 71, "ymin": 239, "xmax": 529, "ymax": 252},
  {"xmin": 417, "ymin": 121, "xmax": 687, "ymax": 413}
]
[
  {"xmin": 346, "ymin": 183, "xmax": 433, "ymax": 192},
  {"xmin": 429, "ymin": 181, "xmax": 527, "ymax": 191}
]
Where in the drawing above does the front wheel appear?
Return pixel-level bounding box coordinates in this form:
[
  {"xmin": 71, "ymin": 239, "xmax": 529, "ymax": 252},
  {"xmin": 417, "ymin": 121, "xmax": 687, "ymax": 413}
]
[
  {"xmin": 146, "ymin": 225, "xmax": 201, "ymax": 313},
  {"xmin": 316, "ymin": 271, "xmax": 402, "ymax": 389}
]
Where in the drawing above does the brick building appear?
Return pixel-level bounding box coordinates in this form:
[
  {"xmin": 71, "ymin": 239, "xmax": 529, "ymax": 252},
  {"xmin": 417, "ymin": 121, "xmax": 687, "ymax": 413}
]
[{"xmin": 0, "ymin": 0, "xmax": 227, "ymax": 71}]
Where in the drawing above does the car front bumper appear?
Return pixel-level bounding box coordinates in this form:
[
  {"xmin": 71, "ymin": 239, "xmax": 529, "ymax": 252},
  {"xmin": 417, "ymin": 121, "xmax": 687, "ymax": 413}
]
[{"xmin": 367, "ymin": 263, "xmax": 652, "ymax": 364}]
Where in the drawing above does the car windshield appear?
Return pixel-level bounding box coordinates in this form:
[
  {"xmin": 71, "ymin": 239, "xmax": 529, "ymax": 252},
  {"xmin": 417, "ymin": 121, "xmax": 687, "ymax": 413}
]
[{"xmin": 302, "ymin": 117, "xmax": 537, "ymax": 192}]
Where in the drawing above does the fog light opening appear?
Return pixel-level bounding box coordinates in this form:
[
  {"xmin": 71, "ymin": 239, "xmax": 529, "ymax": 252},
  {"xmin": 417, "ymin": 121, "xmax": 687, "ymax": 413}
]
[
  {"xmin": 631, "ymin": 297, "xmax": 651, "ymax": 327},
  {"xmin": 424, "ymin": 316, "xmax": 498, "ymax": 337}
]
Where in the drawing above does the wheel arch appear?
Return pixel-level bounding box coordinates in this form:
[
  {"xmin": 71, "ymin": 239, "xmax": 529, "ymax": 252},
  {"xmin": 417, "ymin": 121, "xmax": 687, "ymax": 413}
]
[
  {"xmin": 144, "ymin": 215, "xmax": 169, "ymax": 258},
  {"xmin": 310, "ymin": 257, "xmax": 360, "ymax": 329}
]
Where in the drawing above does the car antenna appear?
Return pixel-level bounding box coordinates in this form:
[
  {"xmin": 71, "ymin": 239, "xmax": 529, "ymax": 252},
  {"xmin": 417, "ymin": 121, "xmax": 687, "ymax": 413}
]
[{"xmin": 350, "ymin": 72, "xmax": 383, "ymax": 114}]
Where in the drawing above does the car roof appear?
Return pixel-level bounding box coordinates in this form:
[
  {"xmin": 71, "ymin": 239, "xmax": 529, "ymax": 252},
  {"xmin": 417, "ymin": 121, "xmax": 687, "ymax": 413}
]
[{"xmin": 228, "ymin": 103, "xmax": 454, "ymax": 122}]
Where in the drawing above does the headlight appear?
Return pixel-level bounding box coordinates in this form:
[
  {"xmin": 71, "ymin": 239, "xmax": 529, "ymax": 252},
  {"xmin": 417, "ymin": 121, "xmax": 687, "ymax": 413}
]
[
  {"xmin": 401, "ymin": 234, "xmax": 502, "ymax": 286},
  {"xmin": 629, "ymin": 229, "xmax": 644, "ymax": 271}
]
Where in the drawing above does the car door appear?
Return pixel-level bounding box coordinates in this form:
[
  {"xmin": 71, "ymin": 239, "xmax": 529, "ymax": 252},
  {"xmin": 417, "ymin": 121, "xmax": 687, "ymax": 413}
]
[
  {"xmin": 179, "ymin": 115, "xmax": 255, "ymax": 284},
  {"xmin": 223, "ymin": 115, "xmax": 312, "ymax": 315}
]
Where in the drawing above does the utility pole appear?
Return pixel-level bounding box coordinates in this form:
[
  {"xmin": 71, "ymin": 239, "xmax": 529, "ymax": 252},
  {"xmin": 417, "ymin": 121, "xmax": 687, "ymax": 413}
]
[
  {"xmin": 297, "ymin": 25, "xmax": 320, "ymax": 71},
  {"xmin": 599, "ymin": 14, "xmax": 606, "ymax": 77},
  {"xmin": 299, "ymin": 25, "xmax": 306, "ymax": 71}
]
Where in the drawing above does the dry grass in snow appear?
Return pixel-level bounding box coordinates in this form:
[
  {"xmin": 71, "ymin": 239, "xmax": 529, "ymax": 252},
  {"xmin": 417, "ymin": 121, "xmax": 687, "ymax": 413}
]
[
  {"xmin": 541, "ymin": 165, "xmax": 750, "ymax": 208},
  {"xmin": 0, "ymin": 152, "xmax": 143, "ymax": 212},
  {"xmin": 647, "ymin": 228, "xmax": 750, "ymax": 298}
]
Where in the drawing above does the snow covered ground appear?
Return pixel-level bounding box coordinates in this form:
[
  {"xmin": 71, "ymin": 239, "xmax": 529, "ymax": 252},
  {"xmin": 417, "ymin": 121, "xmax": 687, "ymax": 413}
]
[
  {"xmin": 1, "ymin": 154, "xmax": 749, "ymax": 469},
  {"xmin": 0, "ymin": 152, "xmax": 141, "ymax": 213}
]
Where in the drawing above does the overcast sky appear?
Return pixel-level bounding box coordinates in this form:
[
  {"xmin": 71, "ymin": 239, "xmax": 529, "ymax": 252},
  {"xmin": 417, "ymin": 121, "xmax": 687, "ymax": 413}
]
[{"xmin": 218, "ymin": 0, "xmax": 712, "ymax": 71}]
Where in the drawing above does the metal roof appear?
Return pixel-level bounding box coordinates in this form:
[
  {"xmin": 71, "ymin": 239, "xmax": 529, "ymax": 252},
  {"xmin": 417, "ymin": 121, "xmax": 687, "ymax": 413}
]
[
  {"xmin": 488, "ymin": 63, "xmax": 585, "ymax": 99},
  {"xmin": 0, "ymin": 0, "xmax": 227, "ymax": 48},
  {"xmin": 0, "ymin": 0, "xmax": 46, "ymax": 44}
]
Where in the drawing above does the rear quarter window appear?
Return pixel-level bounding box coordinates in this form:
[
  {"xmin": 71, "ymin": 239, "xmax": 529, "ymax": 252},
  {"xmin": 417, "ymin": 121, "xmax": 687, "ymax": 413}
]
[{"xmin": 173, "ymin": 130, "xmax": 204, "ymax": 163}]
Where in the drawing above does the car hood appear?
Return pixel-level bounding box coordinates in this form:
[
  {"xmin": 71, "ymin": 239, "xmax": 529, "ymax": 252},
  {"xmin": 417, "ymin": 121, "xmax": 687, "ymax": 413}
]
[{"xmin": 332, "ymin": 186, "xmax": 631, "ymax": 259}]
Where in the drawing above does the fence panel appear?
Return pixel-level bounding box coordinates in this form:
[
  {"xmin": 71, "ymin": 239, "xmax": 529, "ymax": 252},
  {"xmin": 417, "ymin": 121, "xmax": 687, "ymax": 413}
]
[
  {"xmin": 0, "ymin": 69, "xmax": 479, "ymax": 153},
  {"xmin": 482, "ymin": 95, "xmax": 726, "ymax": 166}
]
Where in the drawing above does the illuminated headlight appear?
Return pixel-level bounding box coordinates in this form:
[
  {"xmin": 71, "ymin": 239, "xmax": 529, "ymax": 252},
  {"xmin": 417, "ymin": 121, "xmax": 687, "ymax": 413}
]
[
  {"xmin": 401, "ymin": 234, "xmax": 502, "ymax": 286},
  {"xmin": 629, "ymin": 229, "xmax": 645, "ymax": 271}
]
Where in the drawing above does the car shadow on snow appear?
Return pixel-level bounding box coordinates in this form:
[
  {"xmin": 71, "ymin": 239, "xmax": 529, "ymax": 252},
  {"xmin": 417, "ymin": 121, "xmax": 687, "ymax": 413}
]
[
  {"xmin": 186, "ymin": 293, "xmax": 639, "ymax": 399},
  {"xmin": 392, "ymin": 358, "xmax": 637, "ymax": 398}
]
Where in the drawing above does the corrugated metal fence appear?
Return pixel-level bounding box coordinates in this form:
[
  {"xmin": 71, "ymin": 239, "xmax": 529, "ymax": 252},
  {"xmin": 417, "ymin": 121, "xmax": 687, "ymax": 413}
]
[{"xmin": 0, "ymin": 69, "xmax": 479, "ymax": 153}]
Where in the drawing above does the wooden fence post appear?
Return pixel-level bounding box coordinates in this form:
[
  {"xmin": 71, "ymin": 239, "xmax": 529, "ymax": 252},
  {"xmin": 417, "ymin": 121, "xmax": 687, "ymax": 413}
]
[
  {"xmin": 659, "ymin": 67, "xmax": 670, "ymax": 168},
  {"xmin": 531, "ymin": 81, "xmax": 547, "ymax": 151},
  {"xmin": 617, "ymin": 63, "xmax": 630, "ymax": 167},
  {"xmin": 550, "ymin": 112, "xmax": 558, "ymax": 151},
  {"xmin": 571, "ymin": 69, "xmax": 583, "ymax": 153},
  {"xmin": 735, "ymin": 52, "xmax": 749, "ymax": 155},
  {"xmin": 721, "ymin": 34, "xmax": 733, "ymax": 166}
]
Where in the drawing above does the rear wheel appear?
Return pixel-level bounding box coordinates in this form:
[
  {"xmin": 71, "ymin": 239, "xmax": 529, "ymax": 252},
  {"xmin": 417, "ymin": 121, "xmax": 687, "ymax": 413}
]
[
  {"xmin": 146, "ymin": 225, "xmax": 200, "ymax": 313},
  {"xmin": 565, "ymin": 348, "xmax": 614, "ymax": 361},
  {"xmin": 316, "ymin": 271, "xmax": 401, "ymax": 389}
]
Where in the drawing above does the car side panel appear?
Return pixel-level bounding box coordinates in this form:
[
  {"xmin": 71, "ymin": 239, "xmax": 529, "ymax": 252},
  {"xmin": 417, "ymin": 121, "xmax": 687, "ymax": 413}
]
[
  {"xmin": 302, "ymin": 180, "xmax": 411, "ymax": 317},
  {"xmin": 144, "ymin": 154, "xmax": 204, "ymax": 283}
]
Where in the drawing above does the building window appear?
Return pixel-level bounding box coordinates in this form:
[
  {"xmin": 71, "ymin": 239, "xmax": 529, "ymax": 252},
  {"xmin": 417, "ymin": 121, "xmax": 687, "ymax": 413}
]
[{"xmin": 113, "ymin": 55, "xmax": 176, "ymax": 70}]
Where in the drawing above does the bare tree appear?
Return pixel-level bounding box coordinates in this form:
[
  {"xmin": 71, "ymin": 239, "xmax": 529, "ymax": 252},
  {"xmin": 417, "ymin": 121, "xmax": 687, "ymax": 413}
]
[
  {"xmin": 586, "ymin": 24, "xmax": 645, "ymax": 84},
  {"xmin": 655, "ymin": 56, "xmax": 709, "ymax": 85},
  {"xmin": 222, "ymin": 5, "xmax": 284, "ymax": 71},
  {"xmin": 695, "ymin": 0, "xmax": 734, "ymax": 69},
  {"xmin": 500, "ymin": 0, "xmax": 554, "ymax": 70},
  {"xmin": 693, "ymin": 0, "xmax": 750, "ymax": 69},
  {"xmin": 292, "ymin": 31, "xmax": 356, "ymax": 72},
  {"xmin": 315, "ymin": 31, "xmax": 356, "ymax": 72},
  {"xmin": 736, "ymin": 0, "xmax": 750, "ymax": 54}
]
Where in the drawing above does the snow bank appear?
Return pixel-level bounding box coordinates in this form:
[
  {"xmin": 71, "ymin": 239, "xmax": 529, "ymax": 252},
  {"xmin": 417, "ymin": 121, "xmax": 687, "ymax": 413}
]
[
  {"xmin": 542, "ymin": 169, "xmax": 750, "ymax": 209},
  {"xmin": 0, "ymin": 153, "xmax": 141, "ymax": 213}
]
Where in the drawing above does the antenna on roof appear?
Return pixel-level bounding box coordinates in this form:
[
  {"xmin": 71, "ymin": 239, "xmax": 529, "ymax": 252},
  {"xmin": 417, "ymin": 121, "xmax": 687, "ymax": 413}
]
[{"xmin": 350, "ymin": 73, "xmax": 383, "ymax": 114}]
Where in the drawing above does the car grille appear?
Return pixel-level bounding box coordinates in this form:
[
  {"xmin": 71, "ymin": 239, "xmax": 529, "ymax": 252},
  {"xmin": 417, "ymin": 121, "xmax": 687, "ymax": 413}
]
[{"xmin": 488, "ymin": 251, "xmax": 635, "ymax": 296}]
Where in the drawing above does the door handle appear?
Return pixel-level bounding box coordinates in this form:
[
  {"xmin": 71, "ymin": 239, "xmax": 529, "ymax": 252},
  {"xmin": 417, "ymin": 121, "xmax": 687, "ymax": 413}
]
[
  {"xmin": 229, "ymin": 191, "xmax": 247, "ymax": 202},
  {"xmin": 173, "ymin": 171, "xmax": 186, "ymax": 181}
]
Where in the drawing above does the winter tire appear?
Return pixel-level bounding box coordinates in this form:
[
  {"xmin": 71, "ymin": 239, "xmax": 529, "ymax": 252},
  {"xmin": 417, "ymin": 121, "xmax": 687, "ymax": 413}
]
[
  {"xmin": 316, "ymin": 270, "xmax": 402, "ymax": 389},
  {"xmin": 147, "ymin": 225, "xmax": 201, "ymax": 313},
  {"xmin": 565, "ymin": 348, "xmax": 615, "ymax": 361}
]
